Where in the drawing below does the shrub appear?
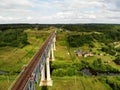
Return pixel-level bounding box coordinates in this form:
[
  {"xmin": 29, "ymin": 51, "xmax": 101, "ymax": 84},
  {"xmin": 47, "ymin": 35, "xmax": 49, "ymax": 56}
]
[{"xmin": 114, "ymin": 56, "xmax": 120, "ymax": 65}]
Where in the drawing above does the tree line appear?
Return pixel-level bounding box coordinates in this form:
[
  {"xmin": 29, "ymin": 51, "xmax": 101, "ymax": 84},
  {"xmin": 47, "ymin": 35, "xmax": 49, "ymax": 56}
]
[
  {"xmin": 0, "ymin": 24, "xmax": 54, "ymax": 47},
  {"xmin": 62, "ymin": 24, "xmax": 120, "ymax": 47},
  {"xmin": 0, "ymin": 29, "xmax": 28, "ymax": 47},
  {"xmin": 0, "ymin": 24, "xmax": 52, "ymax": 31}
]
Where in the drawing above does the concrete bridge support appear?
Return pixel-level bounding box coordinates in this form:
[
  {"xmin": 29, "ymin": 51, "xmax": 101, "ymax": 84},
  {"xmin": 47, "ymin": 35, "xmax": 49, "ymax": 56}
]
[
  {"xmin": 50, "ymin": 36, "xmax": 56, "ymax": 61},
  {"xmin": 40, "ymin": 37, "xmax": 56, "ymax": 86},
  {"xmin": 51, "ymin": 43, "xmax": 55, "ymax": 61},
  {"xmin": 53, "ymin": 36, "xmax": 56, "ymax": 51},
  {"xmin": 46, "ymin": 50, "xmax": 52, "ymax": 86}
]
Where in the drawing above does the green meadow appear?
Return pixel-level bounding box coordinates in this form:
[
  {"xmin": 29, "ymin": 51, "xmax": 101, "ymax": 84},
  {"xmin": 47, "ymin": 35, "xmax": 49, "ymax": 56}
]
[
  {"xmin": 0, "ymin": 29, "xmax": 50, "ymax": 89},
  {"xmin": 1, "ymin": 27, "xmax": 120, "ymax": 90},
  {"xmin": 37, "ymin": 30, "xmax": 120, "ymax": 90}
]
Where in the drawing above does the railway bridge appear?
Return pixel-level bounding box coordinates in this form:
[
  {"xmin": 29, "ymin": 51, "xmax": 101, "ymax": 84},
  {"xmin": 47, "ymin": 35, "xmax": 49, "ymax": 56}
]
[{"xmin": 11, "ymin": 30, "xmax": 56, "ymax": 90}]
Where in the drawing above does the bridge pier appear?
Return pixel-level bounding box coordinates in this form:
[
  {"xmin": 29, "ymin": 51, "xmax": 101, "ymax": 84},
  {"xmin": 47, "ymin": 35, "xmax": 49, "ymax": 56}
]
[
  {"xmin": 53, "ymin": 36, "xmax": 56, "ymax": 51},
  {"xmin": 40, "ymin": 50, "xmax": 52, "ymax": 86},
  {"xmin": 40, "ymin": 37, "xmax": 56, "ymax": 86},
  {"xmin": 46, "ymin": 50, "xmax": 52, "ymax": 86},
  {"xmin": 50, "ymin": 43, "xmax": 55, "ymax": 61},
  {"xmin": 40, "ymin": 65, "xmax": 45, "ymax": 86}
]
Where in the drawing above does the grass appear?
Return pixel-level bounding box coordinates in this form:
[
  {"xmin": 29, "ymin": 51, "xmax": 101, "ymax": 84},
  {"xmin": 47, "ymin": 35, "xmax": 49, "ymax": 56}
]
[
  {"xmin": 41, "ymin": 31, "xmax": 113, "ymax": 90},
  {"xmin": 36, "ymin": 76, "xmax": 111, "ymax": 90},
  {"xmin": 0, "ymin": 75, "xmax": 17, "ymax": 90},
  {"xmin": 46, "ymin": 31, "xmax": 119, "ymax": 90},
  {"xmin": 0, "ymin": 29, "xmax": 52, "ymax": 90},
  {"xmin": 0, "ymin": 29, "xmax": 120, "ymax": 90},
  {"xmin": 0, "ymin": 29, "xmax": 51, "ymax": 69}
]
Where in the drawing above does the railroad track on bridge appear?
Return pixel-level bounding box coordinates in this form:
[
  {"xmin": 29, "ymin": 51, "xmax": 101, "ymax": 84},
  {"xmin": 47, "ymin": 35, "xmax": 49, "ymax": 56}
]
[{"xmin": 11, "ymin": 30, "xmax": 55, "ymax": 90}]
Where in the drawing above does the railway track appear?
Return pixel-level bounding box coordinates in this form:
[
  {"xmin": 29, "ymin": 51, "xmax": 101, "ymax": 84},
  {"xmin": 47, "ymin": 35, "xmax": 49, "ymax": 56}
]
[{"xmin": 11, "ymin": 30, "xmax": 55, "ymax": 90}]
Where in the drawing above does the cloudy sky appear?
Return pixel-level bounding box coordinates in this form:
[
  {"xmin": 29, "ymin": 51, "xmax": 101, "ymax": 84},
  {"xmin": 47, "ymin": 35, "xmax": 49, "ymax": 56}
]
[{"xmin": 0, "ymin": 0, "xmax": 120, "ymax": 24}]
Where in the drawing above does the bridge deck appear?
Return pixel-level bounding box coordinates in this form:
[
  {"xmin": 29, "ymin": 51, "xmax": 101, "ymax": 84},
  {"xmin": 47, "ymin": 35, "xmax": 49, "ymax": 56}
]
[{"xmin": 11, "ymin": 31, "xmax": 55, "ymax": 90}]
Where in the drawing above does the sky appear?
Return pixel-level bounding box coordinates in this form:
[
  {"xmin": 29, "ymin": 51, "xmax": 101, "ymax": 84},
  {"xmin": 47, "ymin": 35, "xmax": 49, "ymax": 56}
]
[{"xmin": 0, "ymin": 0, "xmax": 120, "ymax": 24}]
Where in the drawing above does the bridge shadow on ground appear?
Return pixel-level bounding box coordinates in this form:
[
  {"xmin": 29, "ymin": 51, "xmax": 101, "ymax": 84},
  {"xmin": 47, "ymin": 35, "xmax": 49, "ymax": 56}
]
[{"xmin": 41, "ymin": 86, "xmax": 48, "ymax": 90}]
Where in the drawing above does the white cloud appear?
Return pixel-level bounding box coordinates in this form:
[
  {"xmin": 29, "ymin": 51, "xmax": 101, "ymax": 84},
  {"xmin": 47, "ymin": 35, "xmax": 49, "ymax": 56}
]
[
  {"xmin": 0, "ymin": 16, "xmax": 20, "ymax": 21},
  {"xmin": 0, "ymin": 0, "xmax": 120, "ymax": 24},
  {"xmin": 27, "ymin": 16, "xmax": 33, "ymax": 20}
]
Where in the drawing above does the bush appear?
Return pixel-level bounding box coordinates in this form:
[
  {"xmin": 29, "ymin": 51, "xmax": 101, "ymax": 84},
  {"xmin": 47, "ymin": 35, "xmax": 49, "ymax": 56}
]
[
  {"xmin": 52, "ymin": 68, "xmax": 76, "ymax": 76},
  {"xmin": 106, "ymin": 77, "xmax": 120, "ymax": 90},
  {"xmin": 114, "ymin": 56, "xmax": 120, "ymax": 65},
  {"xmin": 51, "ymin": 61, "xmax": 82, "ymax": 76},
  {"xmin": 51, "ymin": 61, "xmax": 72, "ymax": 69},
  {"xmin": 67, "ymin": 34, "xmax": 93, "ymax": 47}
]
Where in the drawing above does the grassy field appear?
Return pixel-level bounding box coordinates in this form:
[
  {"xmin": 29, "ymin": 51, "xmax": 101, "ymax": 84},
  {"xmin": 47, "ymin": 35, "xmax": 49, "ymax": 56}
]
[
  {"xmin": 0, "ymin": 75, "xmax": 18, "ymax": 90},
  {"xmin": 37, "ymin": 76, "xmax": 111, "ymax": 90},
  {"xmin": 46, "ymin": 31, "xmax": 119, "ymax": 90},
  {"xmin": 0, "ymin": 29, "xmax": 51, "ymax": 89},
  {"xmin": 0, "ymin": 29, "xmax": 120, "ymax": 90}
]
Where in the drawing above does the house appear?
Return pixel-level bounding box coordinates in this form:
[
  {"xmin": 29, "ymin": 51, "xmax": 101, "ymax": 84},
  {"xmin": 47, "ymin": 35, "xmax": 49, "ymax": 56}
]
[
  {"xmin": 84, "ymin": 51, "xmax": 93, "ymax": 58},
  {"xmin": 74, "ymin": 50, "xmax": 93, "ymax": 57},
  {"xmin": 74, "ymin": 50, "xmax": 83, "ymax": 57}
]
